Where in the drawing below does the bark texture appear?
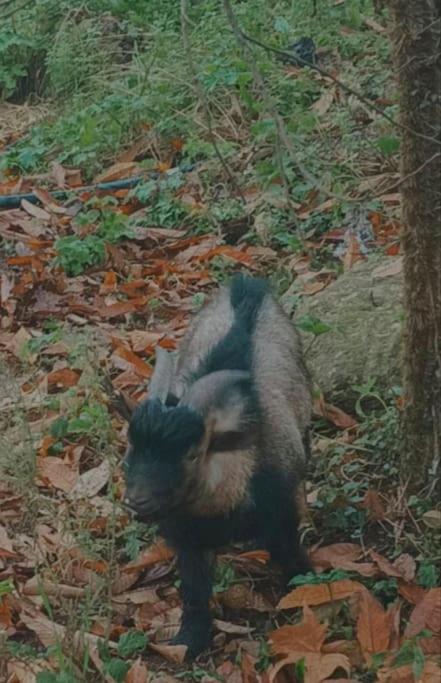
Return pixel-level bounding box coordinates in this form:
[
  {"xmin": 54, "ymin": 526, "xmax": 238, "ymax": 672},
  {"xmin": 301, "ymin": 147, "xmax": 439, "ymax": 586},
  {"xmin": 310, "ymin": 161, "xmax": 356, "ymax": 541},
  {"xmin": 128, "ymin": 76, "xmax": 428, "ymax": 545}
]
[{"xmin": 389, "ymin": 1, "xmax": 441, "ymax": 493}]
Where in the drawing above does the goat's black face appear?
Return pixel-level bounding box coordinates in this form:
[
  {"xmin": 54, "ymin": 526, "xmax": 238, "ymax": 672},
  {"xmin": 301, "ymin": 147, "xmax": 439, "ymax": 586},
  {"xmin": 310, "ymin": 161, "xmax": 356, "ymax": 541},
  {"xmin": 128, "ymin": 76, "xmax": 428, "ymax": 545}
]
[{"xmin": 124, "ymin": 399, "xmax": 205, "ymax": 520}]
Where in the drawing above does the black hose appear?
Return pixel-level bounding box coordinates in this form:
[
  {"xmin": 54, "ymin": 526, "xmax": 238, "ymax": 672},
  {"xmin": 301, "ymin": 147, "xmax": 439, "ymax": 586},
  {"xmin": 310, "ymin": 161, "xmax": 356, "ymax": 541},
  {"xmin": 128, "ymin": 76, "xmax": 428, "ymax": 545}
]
[{"xmin": 0, "ymin": 175, "xmax": 145, "ymax": 209}]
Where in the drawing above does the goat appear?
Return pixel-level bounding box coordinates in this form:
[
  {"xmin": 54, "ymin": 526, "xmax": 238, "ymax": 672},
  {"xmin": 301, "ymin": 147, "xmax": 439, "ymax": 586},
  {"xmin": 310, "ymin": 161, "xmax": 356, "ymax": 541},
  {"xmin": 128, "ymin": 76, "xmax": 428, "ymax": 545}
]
[{"xmin": 124, "ymin": 274, "xmax": 312, "ymax": 657}]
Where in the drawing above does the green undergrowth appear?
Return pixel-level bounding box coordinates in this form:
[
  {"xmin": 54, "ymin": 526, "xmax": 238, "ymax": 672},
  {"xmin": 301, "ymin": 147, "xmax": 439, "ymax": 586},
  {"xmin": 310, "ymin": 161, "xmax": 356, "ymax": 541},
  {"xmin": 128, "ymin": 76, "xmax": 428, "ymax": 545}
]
[{"xmin": 1, "ymin": 0, "xmax": 394, "ymax": 201}]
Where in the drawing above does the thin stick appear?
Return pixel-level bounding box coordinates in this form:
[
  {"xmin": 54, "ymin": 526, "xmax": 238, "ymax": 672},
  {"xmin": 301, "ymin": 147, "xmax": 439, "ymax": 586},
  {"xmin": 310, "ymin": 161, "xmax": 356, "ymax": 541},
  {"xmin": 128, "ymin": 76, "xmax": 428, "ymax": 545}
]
[
  {"xmin": 239, "ymin": 31, "xmax": 441, "ymax": 147},
  {"xmin": 222, "ymin": 0, "xmax": 348, "ymax": 204},
  {"xmin": 181, "ymin": 0, "xmax": 246, "ymax": 204}
]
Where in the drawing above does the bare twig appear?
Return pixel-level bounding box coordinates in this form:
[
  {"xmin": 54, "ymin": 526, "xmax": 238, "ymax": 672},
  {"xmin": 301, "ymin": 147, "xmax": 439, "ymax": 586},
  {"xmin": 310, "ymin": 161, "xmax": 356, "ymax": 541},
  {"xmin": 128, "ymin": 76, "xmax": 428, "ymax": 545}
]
[
  {"xmin": 384, "ymin": 151, "xmax": 441, "ymax": 192},
  {"xmin": 181, "ymin": 0, "xmax": 246, "ymax": 204},
  {"xmin": 238, "ymin": 31, "xmax": 441, "ymax": 147},
  {"xmin": 223, "ymin": 0, "xmax": 349, "ymax": 205}
]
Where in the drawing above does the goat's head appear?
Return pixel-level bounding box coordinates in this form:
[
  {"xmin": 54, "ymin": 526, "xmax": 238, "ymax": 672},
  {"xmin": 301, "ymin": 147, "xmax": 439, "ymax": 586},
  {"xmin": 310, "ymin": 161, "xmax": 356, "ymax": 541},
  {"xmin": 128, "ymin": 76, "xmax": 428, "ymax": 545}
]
[{"xmin": 123, "ymin": 347, "xmax": 257, "ymax": 520}]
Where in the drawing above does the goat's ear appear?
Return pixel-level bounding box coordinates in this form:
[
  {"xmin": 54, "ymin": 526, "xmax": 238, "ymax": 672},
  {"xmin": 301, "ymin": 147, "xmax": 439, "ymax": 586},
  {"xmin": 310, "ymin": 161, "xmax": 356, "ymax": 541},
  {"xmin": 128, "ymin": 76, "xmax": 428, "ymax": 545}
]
[
  {"xmin": 148, "ymin": 347, "xmax": 176, "ymax": 403},
  {"xmin": 206, "ymin": 382, "xmax": 256, "ymax": 453},
  {"xmin": 102, "ymin": 373, "xmax": 138, "ymax": 422}
]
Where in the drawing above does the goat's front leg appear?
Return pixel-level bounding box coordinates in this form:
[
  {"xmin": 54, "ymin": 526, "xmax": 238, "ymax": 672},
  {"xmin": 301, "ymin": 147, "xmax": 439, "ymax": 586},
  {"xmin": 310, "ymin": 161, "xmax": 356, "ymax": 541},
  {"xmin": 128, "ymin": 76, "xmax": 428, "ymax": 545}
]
[{"xmin": 172, "ymin": 546, "xmax": 213, "ymax": 659}]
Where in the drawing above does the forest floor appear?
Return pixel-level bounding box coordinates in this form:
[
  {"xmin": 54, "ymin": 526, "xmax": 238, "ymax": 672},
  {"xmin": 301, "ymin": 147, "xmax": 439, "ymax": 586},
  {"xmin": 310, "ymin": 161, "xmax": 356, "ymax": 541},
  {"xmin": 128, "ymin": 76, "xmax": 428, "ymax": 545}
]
[{"xmin": 0, "ymin": 1, "xmax": 440, "ymax": 682}]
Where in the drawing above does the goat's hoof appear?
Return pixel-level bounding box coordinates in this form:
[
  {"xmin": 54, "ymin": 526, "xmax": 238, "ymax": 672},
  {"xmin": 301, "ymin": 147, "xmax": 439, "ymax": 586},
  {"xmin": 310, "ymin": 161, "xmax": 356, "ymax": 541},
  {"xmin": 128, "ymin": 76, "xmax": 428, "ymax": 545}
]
[{"xmin": 172, "ymin": 623, "xmax": 212, "ymax": 659}]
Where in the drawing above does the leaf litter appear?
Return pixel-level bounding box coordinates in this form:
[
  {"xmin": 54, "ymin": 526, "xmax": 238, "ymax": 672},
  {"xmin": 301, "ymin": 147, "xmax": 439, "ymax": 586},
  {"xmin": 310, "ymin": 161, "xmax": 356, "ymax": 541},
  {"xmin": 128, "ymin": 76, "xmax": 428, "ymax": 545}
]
[{"xmin": 0, "ymin": 70, "xmax": 439, "ymax": 683}]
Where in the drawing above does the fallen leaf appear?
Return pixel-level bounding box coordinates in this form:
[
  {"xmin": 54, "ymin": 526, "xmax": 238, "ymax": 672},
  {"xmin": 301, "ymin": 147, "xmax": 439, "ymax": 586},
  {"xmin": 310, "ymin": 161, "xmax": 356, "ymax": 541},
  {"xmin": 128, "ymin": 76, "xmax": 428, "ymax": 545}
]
[
  {"xmin": 422, "ymin": 509, "xmax": 441, "ymax": 529},
  {"xmin": 405, "ymin": 588, "xmax": 441, "ymax": 654},
  {"xmin": 313, "ymin": 396, "xmax": 358, "ymax": 429},
  {"xmin": 125, "ymin": 658, "xmax": 149, "ymax": 683},
  {"xmin": 0, "ymin": 595, "xmax": 13, "ymax": 628},
  {"xmin": 372, "ymin": 257, "xmax": 403, "ymax": 279},
  {"xmin": 123, "ymin": 541, "xmax": 175, "ymax": 573},
  {"xmin": 51, "ymin": 161, "xmax": 66, "ymax": 187},
  {"xmin": 310, "ymin": 543, "xmax": 363, "ymax": 570},
  {"xmin": 377, "ymin": 660, "xmax": 441, "ymax": 683},
  {"xmin": 0, "ymin": 524, "xmax": 14, "ymax": 553},
  {"xmin": 23, "ymin": 576, "xmax": 85, "ymax": 599},
  {"xmin": 218, "ymin": 583, "xmax": 273, "ymax": 612},
  {"xmin": 7, "ymin": 326, "xmax": 32, "ymax": 358},
  {"xmin": 100, "ymin": 271, "xmax": 118, "ymax": 294},
  {"xmin": 129, "ymin": 330, "xmax": 164, "ymax": 353},
  {"xmin": 112, "ymin": 347, "xmax": 153, "ymax": 378},
  {"xmin": 69, "ymin": 460, "xmax": 110, "ymax": 499},
  {"xmin": 364, "ymin": 17, "xmax": 386, "ymax": 33},
  {"xmin": 94, "ymin": 161, "xmax": 140, "ymax": 183},
  {"xmin": 238, "ymin": 549, "xmax": 270, "ymax": 564},
  {"xmin": 393, "ymin": 554, "xmax": 416, "ymax": 583},
  {"xmin": 1, "ymin": 272, "xmax": 14, "ymax": 304},
  {"xmin": 21, "ymin": 198, "xmax": 51, "ymax": 221},
  {"xmin": 268, "ymin": 652, "xmax": 350, "ymax": 683},
  {"xmin": 362, "ymin": 489, "xmax": 386, "ymax": 522},
  {"xmin": 47, "ymin": 367, "xmax": 80, "ymax": 389},
  {"xmin": 36, "ymin": 456, "xmax": 78, "ymax": 493},
  {"xmin": 149, "ymin": 642, "xmax": 187, "ymax": 663},
  {"xmin": 312, "ymin": 85, "xmax": 336, "ymax": 115},
  {"xmin": 322, "ymin": 640, "xmax": 363, "ymax": 669},
  {"xmin": 343, "ymin": 232, "xmax": 363, "ymax": 271},
  {"xmin": 20, "ymin": 609, "xmax": 66, "ymax": 647},
  {"xmin": 278, "ymin": 579, "xmax": 366, "ymax": 609},
  {"xmin": 269, "ymin": 605, "xmax": 327, "ymax": 655},
  {"xmin": 356, "ymin": 590, "xmax": 394, "ymax": 663},
  {"xmin": 213, "ymin": 619, "xmax": 255, "ymax": 635},
  {"xmin": 397, "ymin": 580, "xmax": 427, "ymax": 605}
]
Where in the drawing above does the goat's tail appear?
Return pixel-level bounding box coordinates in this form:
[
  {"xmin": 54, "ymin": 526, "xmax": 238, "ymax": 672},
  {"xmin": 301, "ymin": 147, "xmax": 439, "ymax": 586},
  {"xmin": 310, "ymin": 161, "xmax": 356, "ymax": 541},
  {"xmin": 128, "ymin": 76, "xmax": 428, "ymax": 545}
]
[{"xmin": 230, "ymin": 273, "xmax": 268, "ymax": 333}]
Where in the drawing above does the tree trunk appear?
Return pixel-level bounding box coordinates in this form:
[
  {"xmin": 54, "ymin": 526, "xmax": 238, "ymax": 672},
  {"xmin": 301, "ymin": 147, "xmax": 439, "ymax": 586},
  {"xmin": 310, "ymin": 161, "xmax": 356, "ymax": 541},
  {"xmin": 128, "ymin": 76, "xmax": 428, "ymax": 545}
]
[{"xmin": 389, "ymin": 1, "xmax": 441, "ymax": 494}]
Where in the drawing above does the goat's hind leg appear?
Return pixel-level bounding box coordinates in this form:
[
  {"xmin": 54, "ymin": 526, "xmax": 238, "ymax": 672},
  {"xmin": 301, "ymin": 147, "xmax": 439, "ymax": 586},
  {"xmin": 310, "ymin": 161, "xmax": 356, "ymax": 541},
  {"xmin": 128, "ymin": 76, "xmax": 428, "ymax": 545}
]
[{"xmin": 253, "ymin": 470, "xmax": 311, "ymax": 584}]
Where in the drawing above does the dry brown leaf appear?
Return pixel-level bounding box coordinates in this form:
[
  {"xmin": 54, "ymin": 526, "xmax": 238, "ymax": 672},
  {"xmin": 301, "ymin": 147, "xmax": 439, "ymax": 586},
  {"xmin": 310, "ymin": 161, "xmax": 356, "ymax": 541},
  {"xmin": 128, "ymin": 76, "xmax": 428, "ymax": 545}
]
[
  {"xmin": 123, "ymin": 541, "xmax": 175, "ymax": 573},
  {"xmin": 268, "ymin": 652, "xmax": 350, "ymax": 683},
  {"xmin": 278, "ymin": 579, "xmax": 366, "ymax": 609},
  {"xmin": 397, "ymin": 580, "xmax": 427, "ymax": 605},
  {"xmin": 356, "ymin": 590, "xmax": 393, "ymax": 663},
  {"xmin": 310, "ymin": 543, "xmax": 363, "ymax": 570},
  {"xmin": 269, "ymin": 605, "xmax": 327, "ymax": 655},
  {"xmin": 129, "ymin": 330, "xmax": 164, "ymax": 353},
  {"xmin": 47, "ymin": 367, "xmax": 80, "ymax": 388},
  {"xmin": 343, "ymin": 232, "xmax": 363, "ymax": 271},
  {"xmin": 69, "ymin": 460, "xmax": 110, "ymax": 499},
  {"xmin": 7, "ymin": 658, "xmax": 55, "ymax": 683},
  {"xmin": 405, "ymin": 588, "xmax": 441, "ymax": 654},
  {"xmin": 7, "ymin": 326, "xmax": 32, "ymax": 358},
  {"xmin": 312, "ymin": 86, "xmax": 336, "ymax": 115},
  {"xmin": 20, "ymin": 609, "xmax": 66, "ymax": 648},
  {"xmin": 238, "ymin": 549, "xmax": 270, "ymax": 563},
  {"xmin": 23, "ymin": 576, "xmax": 85, "ymax": 599},
  {"xmin": 364, "ymin": 17, "xmax": 386, "ymax": 33},
  {"xmin": 112, "ymin": 347, "xmax": 153, "ymax": 378},
  {"xmin": 422, "ymin": 509, "xmax": 441, "ymax": 529},
  {"xmin": 36, "ymin": 456, "xmax": 78, "ymax": 493},
  {"xmin": 393, "ymin": 554, "xmax": 416, "ymax": 583},
  {"xmin": 362, "ymin": 489, "xmax": 386, "ymax": 522},
  {"xmin": 125, "ymin": 658, "xmax": 149, "ymax": 683},
  {"xmin": 218, "ymin": 582, "xmax": 273, "ymax": 612},
  {"xmin": 94, "ymin": 161, "xmax": 141, "ymax": 183},
  {"xmin": 0, "ymin": 524, "xmax": 14, "ymax": 554},
  {"xmin": 322, "ymin": 639, "xmax": 363, "ymax": 669},
  {"xmin": 313, "ymin": 396, "xmax": 358, "ymax": 429},
  {"xmin": 149, "ymin": 642, "xmax": 187, "ymax": 663},
  {"xmin": 213, "ymin": 619, "xmax": 254, "ymax": 635},
  {"xmin": 377, "ymin": 660, "xmax": 441, "ymax": 683},
  {"xmin": 20, "ymin": 198, "xmax": 51, "ymax": 221},
  {"xmin": 372, "ymin": 257, "xmax": 403, "ymax": 279}
]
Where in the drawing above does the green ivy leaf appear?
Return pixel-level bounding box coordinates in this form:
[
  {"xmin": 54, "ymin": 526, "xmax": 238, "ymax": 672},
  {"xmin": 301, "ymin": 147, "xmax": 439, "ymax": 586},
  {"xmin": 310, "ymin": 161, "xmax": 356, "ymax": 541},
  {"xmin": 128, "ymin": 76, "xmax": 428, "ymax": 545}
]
[
  {"xmin": 296, "ymin": 314, "xmax": 332, "ymax": 336},
  {"xmin": 117, "ymin": 630, "xmax": 148, "ymax": 658}
]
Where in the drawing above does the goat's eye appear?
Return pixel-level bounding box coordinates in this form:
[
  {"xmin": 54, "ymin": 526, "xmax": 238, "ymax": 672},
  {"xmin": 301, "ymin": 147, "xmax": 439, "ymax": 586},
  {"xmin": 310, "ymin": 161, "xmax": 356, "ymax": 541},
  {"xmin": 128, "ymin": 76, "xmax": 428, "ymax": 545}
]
[{"xmin": 187, "ymin": 451, "xmax": 198, "ymax": 462}]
